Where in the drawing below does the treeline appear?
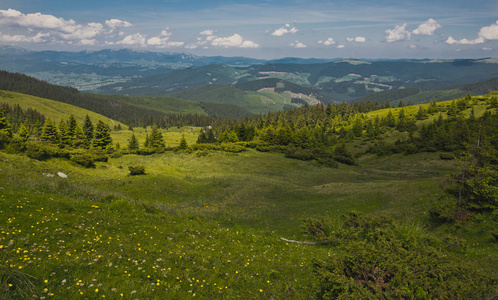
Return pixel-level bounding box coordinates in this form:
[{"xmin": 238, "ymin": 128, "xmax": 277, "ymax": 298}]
[
  {"xmin": 0, "ymin": 106, "xmax": 115, "ymax": 167},
  {"xmin": 0, "ymin": 70, "xmax": 220, "ymax": 128}
]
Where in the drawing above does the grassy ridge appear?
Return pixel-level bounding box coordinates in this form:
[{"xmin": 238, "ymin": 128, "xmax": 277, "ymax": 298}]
[{"xmin": 0, "ymin": 90, "xmax": 126, "ymax": 127}]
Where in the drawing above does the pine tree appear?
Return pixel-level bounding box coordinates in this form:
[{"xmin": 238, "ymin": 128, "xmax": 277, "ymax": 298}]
[
  {"xmin": 67, "ymin": 114, "xmax": 77, "ymax": 136},
  {"xmin": 197, "ymin": 129, "xmax": 208, "ymax": 144},
  {"xmin": 41, "ymin": 118, "xmax": 59, "ymax": 144},
  {"xmin": 58, "ymin": 119, "xmax": 72, "ymax": 147},
  {"xmin": 92, "ymin": 121, "xmax": 112, "ymax": 149},
  {"xmin": 73, "ymin": 124, "xmax": 88, "ymax": 148},
  {"xmin": 415, "ymin": 106, "xmax": 428, "ymax": 120},
  {"xmin": 83, "ymin": 115, "xmax": 94, "ymax": 141},
  {"xmin": 128, "ymin": 133, "xmax": 139, "ymax": 151},
  {"xmin": 17, "ymin": 123, "xmax": 30, "ymax": 141},
  {"xmin": 179, "ymin": 134, "xmax": 188, "ymax": 149},
  {"xmin": 149, "ymin": 126, "xmax": 165, "ymax": 149},
  {"xmin": 0, "ymin": 107, "xmax": 13, "ymax": 139}
]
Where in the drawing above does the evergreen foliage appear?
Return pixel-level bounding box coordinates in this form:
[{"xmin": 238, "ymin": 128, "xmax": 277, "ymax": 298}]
[{"xmin": 92, "ymin": 121, "xmax": 112, "ymax": 149}]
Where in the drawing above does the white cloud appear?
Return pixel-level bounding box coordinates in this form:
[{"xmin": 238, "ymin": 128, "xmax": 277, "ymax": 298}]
[
  {"xmin": 479, "ymin": 21, "xmax": 498, "ymax": 40},
  {"xmin": 318, "ymin": 37, "xmax": 336, "ymax": 46},
  {"xmin": 337, "ymin": 45, "xmax": 345, "ymax": 49},
  {"xmin": 483, "ymin": 47, "xmax": 492, "ymax": 51},
  {"xmin": 116, "ymin": 33, "xmax": 146, "ymax": 46},
  {"xmin": 413, "ymin": 18, "xmax": 441, "ymax": 35},
  {"xmin": 80, "ymin": 39, "xmax": 97, "ymax": 45},
  {"xmin": 409, "ymin": 44, "xmax": 417, "ymax": 49},
  {"xmin": 200, "ymin": 29, "xmax": 215, "ymax": 36},
  {"xmin": 445, "ymin": 20, "xmax": 498, "ymax": 45},
  {"xmin": 346, "ymin": 36, "xmax": 366, "ymax": 43},
  {"xmin": 210, "ymin": 33, "xmax": 259, "ymax": 48},
  {"xmin": 0, "ymin": 31, "xmax": 49, "ymax": 43},
  {"xmin": 290, "ymin": 40, "xmax": 306, "ymax": 48},
  {"xmin": 105, "ymin": 19, "xmax": 133, "ymax": 30},
  {"xmin": 0, "ymin": 8, "xmax": 106, "ymax": 44},
  {"xmin": 269, "ymin": 23, "xmax": 298, "ymax": 37},
  {"xmin": 188, "ymin": 32, "xmax": 259, "ymax": 49},
  {"xmin": 385, "ymin": 23, "xmax": 411, "ymax": 42}
]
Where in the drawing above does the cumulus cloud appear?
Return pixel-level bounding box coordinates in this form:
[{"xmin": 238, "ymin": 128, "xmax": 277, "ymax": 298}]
[
  {"xmin": 200, "ymin": 29, "xmax": 215, "ymax": 36},
  {"xmin": 0, "ymin": 8, "xmax": 109, "ymax": 45},
  {"xmin": 337, "ymin": 45, "xmax": 345, "ymax": 49},
  {"xmin": 385, "ymin": 23, "xmax": 411, "ymax": 42},
  {"xmin": 0, "ymin": 32, "xmax": 49, "ymax": 43},
  {"xmin": 346, "ymin": 36, "xmax": 366, "ymax": 43},
  {"xmin": 413, "ymin": 19, "xmax": 441, "ymax": 35},
  {"xmin": 445, "ymin": 20, "xmax": 498, "ymax": 45},
  {"xmin": 145, "ymin": 27, "xmax": 184, "ymax": 48},
  {"xmin": 105, "ymin": 19, "xmax": 133, "ymax": 30},
  {"xmin": 268, "ymin": 23, "xmax": 298, "ymax": 37},
  {"xmin": 318, "ymin": 37, "xmax": 336, "ymax": 46},
  {"xmin": 290, "ymin": 40, "xmax": 306, "ymax": 48},
  {"xmin": 188, "ymin": 32, "xmax": 259, "ymax": 49},
  {"xmin": 116, "ymin": 33, "xmax": 147, "ymax": 46}
]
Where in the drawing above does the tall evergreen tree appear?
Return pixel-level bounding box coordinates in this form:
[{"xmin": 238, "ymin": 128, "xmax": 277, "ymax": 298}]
[
  {"xmin": 0, "ymin": 107, "xmax": 13, "ymax": 139},
  {"xmin": 58, "ymin": 119, "xmax": 72, "ymax": 147},
  {"xmin": 17, "ymin": 123, "xmax": 30, "ymax": 141},
  {"xmin": 40, "ymin": 118, "xmax": 59, "ymax": 144},
  {"xmin": 92, "ymin": 121, "xmax": 112, "ymax": 149},
  {"xmin": 73, "ymin": 124, "xmax": 88, "ymax": 148},
  {"xmin": 128, "ymin": 133, "xmax": 139, "ymax": 151},
  {"xmin": 179, "ymin": 134, "xmax": 188, "ymax": 149},
  {"xmin": 67, "ymin": 114, "xmax": 78, "ymax": 136},
  {"xmin": 83, "ymin": 115, "xmax": 94, "ymax": 141},
  {"xmin": 149, "ymin": 126, "xmax": 165, "ymax": 149}
]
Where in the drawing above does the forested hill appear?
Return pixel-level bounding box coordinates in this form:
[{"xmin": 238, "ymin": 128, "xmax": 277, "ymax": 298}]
[{"xmin": 0, "ymin": 70, "xmax": 242, "ymax": 126}]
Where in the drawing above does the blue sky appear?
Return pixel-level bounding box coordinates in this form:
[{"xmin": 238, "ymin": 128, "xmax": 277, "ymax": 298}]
[{"xmin": 1, "ymin": 0, "xmax": 497, "ymax": 59}]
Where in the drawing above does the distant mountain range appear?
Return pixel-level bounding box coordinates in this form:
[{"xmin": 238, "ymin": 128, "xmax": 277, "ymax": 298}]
[{"xmin": 1, "ymin": 46, "xmax": 498, "ymax": 109}]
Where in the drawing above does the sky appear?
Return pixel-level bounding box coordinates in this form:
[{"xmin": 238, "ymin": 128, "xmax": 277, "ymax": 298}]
[{"xmin": 0, "ymin": 0, "xmax": 497, "ymax": 59}]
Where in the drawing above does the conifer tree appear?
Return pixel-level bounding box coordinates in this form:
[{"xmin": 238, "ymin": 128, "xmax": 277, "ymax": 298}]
[
  {"xmin": 92, "ymin": 121, "xmax": 112, "ymax": 149},
  {"xmin": 67, "ymin": 114, "xmax": 77, "ymax": 136},
  {"xmin": 415, "ymin": 106, "xmax": 428, "ymax": 120},
  {"xmin": 17, "ymin": 123, "xmax": 29, "ymax": 141},
  {"xmin": 197, "ymin": 129, "xmax": 208, "ymax": 144},
  {"xmin": 73, "ymin": 124, "xmax": 87, "ymax": 148},
  {"xmin": 83, "ymin": 115, "xmax": 94, "ymax": 141},
  {"xmin": 41, "ymin": 118, "xmax": 59, "ymax": 144},
  {"xmin": 206, "ymin": 129, "xmax": 216, "ymax": 143},
  {"xmin": 128, "ymin": 133, "xmax": 139, "ymax": 151},
  {"xmin": 149, "ymin": 126, "xmax": 165, "ymax": 149},
  {"xmin": 0, "ymin": 107, "xmax": 13, "ymax": 139},
  {"xmin": 58, "ymin": 119, "xmax": 72, "ymax": 147},
  {"xmin": 179, "ymin": 134, "xmax": 188, "ymax": 149}
]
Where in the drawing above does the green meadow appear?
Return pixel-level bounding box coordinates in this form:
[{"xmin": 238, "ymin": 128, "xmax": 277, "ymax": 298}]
[{"xmin": 2, "ymin": 143, "xmax": 496, "ymax": 298}]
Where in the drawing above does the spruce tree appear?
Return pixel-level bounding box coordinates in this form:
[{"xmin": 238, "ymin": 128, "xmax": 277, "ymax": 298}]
[
  {"xmin": 197, "ymin": 129, "xmax": 208, "ymax": 144},
  {"xmin": 67, "ymin": 114, "xmax": 77, "ymax": 136},
  {"xmin": 73, "ymin": 124, "xmax": 87, "ymax": 148},
  {"xmin": 41, "ymin": 118, "xmax": 59, "ymax": 144},
  {"xmin": 0, "ymin": 107, "xmax": 13, "ymax": 139},
  {"xmin": 92, "ymin": 121, "xmax": 112, "ymax": 149},
  {"xmin": 83, "ymin": 115, "xmax": 94, "ymax": 141},
  {"xmin": 17, "ymin": 123, "xmax": 29, "ymax": 141},
  {"xmin": 179, "ymin": 134, "xmax": 188, "ymax": 149},
  {"xmin": 149, "ymin": 126, "xmax": 165, "ymax": 149},
  {"xmin": 128, "ymin": 133, "xmax": 139, "ymax": 151},
  {"xmin": 58, "ymin": 119, "xmax": 72, "ymax": 147}
]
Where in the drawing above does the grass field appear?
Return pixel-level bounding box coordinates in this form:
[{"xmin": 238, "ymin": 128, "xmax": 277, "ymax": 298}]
[{"xmin": 2, "ymin": 143, "xmax": 496, "ymax": 299}]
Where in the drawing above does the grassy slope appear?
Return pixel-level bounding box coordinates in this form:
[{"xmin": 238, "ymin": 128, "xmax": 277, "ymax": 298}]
[
  {"xmin": 1, "ymin": 93, "xmax": 497, "ymax": 299},
  {"xmin": 1, "ymin": 147, "xmax": 496, "ymax": 298},
  {"xmin": 0, "ymin": 90, "xmax": 126, "ymax": 127}
]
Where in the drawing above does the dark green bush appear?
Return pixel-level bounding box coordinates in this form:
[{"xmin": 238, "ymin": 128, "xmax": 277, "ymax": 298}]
[
  {"xmin": 128, "ymin": 165, "xmax": 146, "ymax": 176},
  {"xmin": 70, "ymin": 153, "xmax": 96, "ymax": 168}
]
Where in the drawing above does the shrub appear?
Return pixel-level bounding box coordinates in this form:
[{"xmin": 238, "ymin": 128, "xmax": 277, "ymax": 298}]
[
  {"xmin": 70, "ymin": 153, "xmax": 96, "ymax": 168},
  {"xmin": 309, "ymin": 213, "xmax": 497, "ymax": 299},
  {"xmin": 222, "ymin": 143, "xmax": 246, "ymax": 153},
  {"xmin": 128, "ymin": 165, "xmax": 146, "ymax": 176},
  {"xmin": 195, "ymin": 150, "xmax": 209, "ymax": 157}
]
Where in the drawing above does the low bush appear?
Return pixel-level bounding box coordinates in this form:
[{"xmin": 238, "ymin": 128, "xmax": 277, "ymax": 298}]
[{"xmin": 128, "ymin": 165, "xmax": 146, "ymax": 176}]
